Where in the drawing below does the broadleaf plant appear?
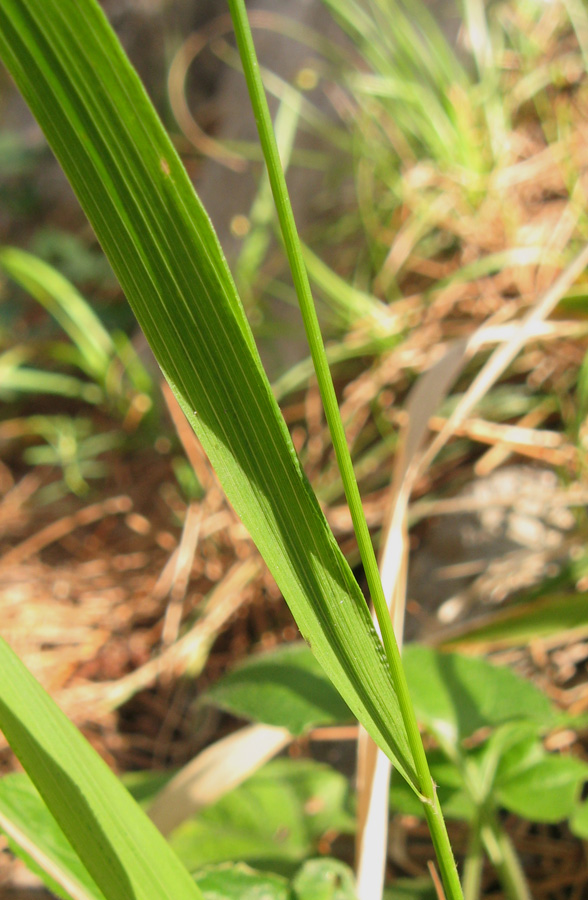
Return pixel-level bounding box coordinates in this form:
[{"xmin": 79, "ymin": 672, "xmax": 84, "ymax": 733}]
[
  {"xmin": 204, "ymin": 642, "xmax": 588, "ymax": 897},
  {"xmin": 202, "ymin": 640, "xmax": 354, "ymax": 736},
  {"xmin": 0, "ymin": 0, "xmax": 464, "ymax": 898}
]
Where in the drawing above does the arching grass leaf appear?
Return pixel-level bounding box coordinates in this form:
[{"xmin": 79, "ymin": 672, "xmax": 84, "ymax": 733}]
[{"xmin": 0, "ymin": 0, "xmax": 417, "ymax": 791}]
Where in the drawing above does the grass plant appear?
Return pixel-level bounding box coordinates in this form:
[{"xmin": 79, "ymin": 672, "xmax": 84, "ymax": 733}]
[
  {"xmin": 0, "ymin": 0, "xmax": 587, "ymax": 898},
  {"xmin": 0, "ymin": 245, "xmax": 154, "ymax": 497},
  {"xmin": 0, "ymin": 0, "xmax": 463, "ymax": 895},
  {"xmin": 227, "ymin": 2, "xmax": 462, "ymax": 895}
]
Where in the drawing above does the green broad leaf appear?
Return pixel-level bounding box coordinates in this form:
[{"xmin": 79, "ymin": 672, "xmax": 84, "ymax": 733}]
[
  {"xmin": 0, "ymin": 0, "xmax": 418, "ymax": 792},
  {"xmin": 195, "ymin": 863, "xmax": 291, "ymax": 900},
  {"xmin": 168, "ymin": 759, "xmax": 354, "ymax": 877},
  {"xmin": 495, "ymin": 754, "xmax": 588, "ymax": 823},
  {"xmin": 0, "ymin": 639, "xmax": 203, "ymax": 900},
  {"xmin": 490, "ymin": 726, "xmax": 545, "ymax": 785},
  {"xmin": 403, "ymin": 645, "xmax": 554, "ymax": 747},
  {"xmin": 570, "ymin": 800, "xmax": 588, "ymax": 839},
  {"xmin": 0, "ymin": 773, "xmax": 105, "ymax": 900},
  {"xmin": 194, "ymin": 859, "xmax": 359, "ymax": 900},
  {"xmin": 204, "ymin": 643, "xmax": 353, "ymax": 736},
  {"xmin": 291, "ymin": 858, "xmax": 357, "ymax": 900}
]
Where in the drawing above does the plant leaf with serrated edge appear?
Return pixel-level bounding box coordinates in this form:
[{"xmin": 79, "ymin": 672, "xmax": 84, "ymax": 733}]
[{"xmin": 0, "ymin": 0, "xmax": 417, "ymax": 788}]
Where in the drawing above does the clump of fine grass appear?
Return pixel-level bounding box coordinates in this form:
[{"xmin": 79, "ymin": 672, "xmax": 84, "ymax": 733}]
[{"xmin": 259, "ymin": 0, "xmax": 588, "ymax": 505}]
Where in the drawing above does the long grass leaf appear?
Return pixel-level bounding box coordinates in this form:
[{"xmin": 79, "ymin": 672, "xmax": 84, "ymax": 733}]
[
  {"xmin": 0, "ymin": 247, "xmax": 114, "ymax": 379},
  {"xmin": 0, "ymin": 0, "xmax": 418, "ymax": 790},
  {"xmin": 0, "ymin": 638, "xmax": 203, "ymax": 900}
]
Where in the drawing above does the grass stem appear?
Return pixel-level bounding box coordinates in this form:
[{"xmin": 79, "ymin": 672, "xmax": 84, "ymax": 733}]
[
  {"xmin": 226, "ymin": 1, "xmax": 463, "ymax": 896},
  {"xmin": 482, "ymin": 816, "xmax": 532, "ymax": 900},
  {"xmin": 463, "ymin": 816, "xmax": 484, "ymax": 900}
]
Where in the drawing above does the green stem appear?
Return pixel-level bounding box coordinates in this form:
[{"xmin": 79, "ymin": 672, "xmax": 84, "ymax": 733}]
[
  {"xmin": 463, "ymin": 815, "xmax": 484, "ymax": 900},
  {"xmin": 423, "ymin": 795, "xmax": 464, "ymax": 900},
  {"xmin": 226, "ymin": 2, "xmax": 463, "ymax": 898},
  {"xmin": 481, "ymin": 815, "xmax": 531, "ymax": 900}
]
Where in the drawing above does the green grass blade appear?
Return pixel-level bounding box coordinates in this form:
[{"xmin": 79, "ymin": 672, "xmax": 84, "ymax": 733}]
[
  {"xmin": 301, "ymin": 242, "xmax": 392, "ymax": 329},
  {"xmin": 0, "ymin": 246, "xmax": 114, "ymax": 380},
  {"xmin": 235, "ymin": 94, "xmax": 300, "ymax": 304},
  {"xmin": 0, "ymin": 638, "xmax": 203, "ymax": 900},
  {"xmin": 0, "ymin": 0, "xmax": 418, "ymax": 790},
  {"xmin": 226, "ymin": 4, "xmax": 463, "ymax": 895},
  {"xmin": 0, "ymin": 366, "xmax": 103, "ymax": 403},
  {"xmin": 0, "ymin": 773, "xmax": 106, "ymax": 900}
]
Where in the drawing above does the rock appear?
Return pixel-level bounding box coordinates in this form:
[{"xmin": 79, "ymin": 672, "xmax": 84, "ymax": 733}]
[{"xmin": 407, "ymin": 466, "xmax": 579, "ymax": 639}]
